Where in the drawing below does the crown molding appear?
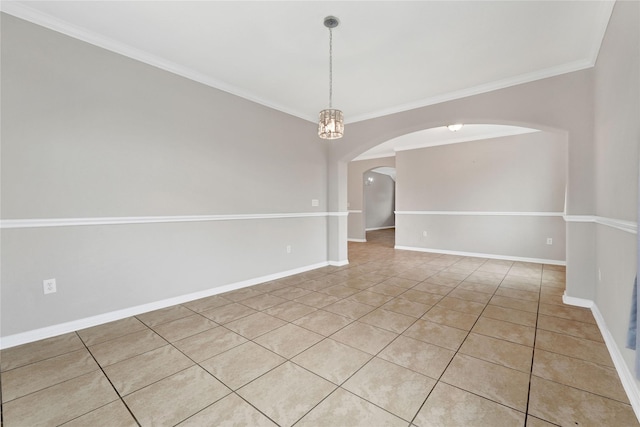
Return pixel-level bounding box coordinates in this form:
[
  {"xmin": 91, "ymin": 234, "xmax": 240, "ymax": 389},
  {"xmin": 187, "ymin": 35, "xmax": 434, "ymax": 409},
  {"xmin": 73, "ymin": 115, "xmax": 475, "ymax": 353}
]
[
  {"xmin": 0, "ymin": 1, "xmax": 314, "ymax": 122},
  {"xmin": 1, "ymin": 1, "xmax": 606, "ymax": 126},
  {"xmin": 347, "ymin": 58, "xmax": 595, "ymax": 124}
]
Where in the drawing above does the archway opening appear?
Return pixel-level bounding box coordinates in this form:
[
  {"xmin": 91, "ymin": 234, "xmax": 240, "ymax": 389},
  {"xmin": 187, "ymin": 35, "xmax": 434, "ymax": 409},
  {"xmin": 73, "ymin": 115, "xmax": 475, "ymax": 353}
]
[
  {"xmin": 363, "ymin": 167, "xmax": 397, "ymax": 245},
  {"xmin": 346, "ymin": 123, "xmax": 567, "ymax": 265}
]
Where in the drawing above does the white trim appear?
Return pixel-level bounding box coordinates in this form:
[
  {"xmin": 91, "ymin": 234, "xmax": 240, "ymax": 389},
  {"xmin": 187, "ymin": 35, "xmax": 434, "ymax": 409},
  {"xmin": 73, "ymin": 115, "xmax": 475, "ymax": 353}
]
[
  {"xmin": 563, "ymin": 294, "xmax": 640, "ymax": 421},
  {"xmin": 0, "ymin": 261, "xmax": 329, "ymax": 349},
  {"xmin": 347, "ymin": 58, "xmax": 595, "ymax": 123},
  {"xmin": 352, "ymin": 152, "xmax": 398, "ymax": 162},
  {"xmin": 328, "ymin": 260, "xmax": 349, "ymax": 267},
  {"xmin": 395, "ymin": 245, "xmax": 565, "ymax": 266},
  {"xmin": 392, "ymin": 128, "xmax": 540, "ymax": 154},
  {"xmin": 348, "ymin": 210, "xmax": 363, "ymax": 214},
  {"xmin": 0, "ymin": 2, "xmax": 610, "ymax": 126},
  {"xmin": 564, "ymin": 215, "xmax": 638, "ymax": 234},
  {"xmin": 0, "ymin": 212, "xmax": 335, "ymax": 229},
  {"xmin": 563, "ymin": 214, "xmax": 597, "ymax": 223},
  {"xmin": 392, "ymin": 211, "xmax": 637, "ymax": 234},
  {"xmin": 365, "ymin": 226, "xmax": 395, "ymax": 231},
  {"xmin": 348, "ymin": 238, "xmax": 367, "ymax": 243},
  {"xmin": 596, "ymin": 217, "xmax": 638, "ymax": 234},
  {"xmin": 0, "ymin": 1, "xmax": 313, "ymax": 123},
  {"xmin": 396, "ymin": 211, "xmax": 564, "ymax": 217},
  {"xmin": 562, "ymin": 292, "xmax": 594, "ymax": 308}
]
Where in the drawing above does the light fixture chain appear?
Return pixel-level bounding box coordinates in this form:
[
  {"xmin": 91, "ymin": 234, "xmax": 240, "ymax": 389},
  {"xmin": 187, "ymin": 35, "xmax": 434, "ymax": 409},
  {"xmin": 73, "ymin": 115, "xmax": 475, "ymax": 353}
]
[
  {"xmin": 329, "ymin": 27, "xmax": 333, "ymax": 109},
  {"xmin": 318, "ymin": 16, "xmax": 343, "ymax": 140}
]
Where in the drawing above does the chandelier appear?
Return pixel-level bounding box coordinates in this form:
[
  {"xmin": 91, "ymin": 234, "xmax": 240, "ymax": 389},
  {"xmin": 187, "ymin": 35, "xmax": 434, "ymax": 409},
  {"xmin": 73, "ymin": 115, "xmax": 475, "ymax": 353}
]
[{"xmin": 318, "ymin": 16, "xmax": 344, "ymax": 140}]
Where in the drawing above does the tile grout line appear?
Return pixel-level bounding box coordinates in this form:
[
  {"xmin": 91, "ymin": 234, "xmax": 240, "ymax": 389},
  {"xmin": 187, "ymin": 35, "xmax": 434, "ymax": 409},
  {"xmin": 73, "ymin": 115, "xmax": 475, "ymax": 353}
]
[
  {"xmin": 143, "ymin": 317, "xmax": 283, "ymax": 427},
  {"xmin": 408, "ymin": 258, "xmax": 521, "ymax": 425},
  {"xmin": 520, "ymin": 264, "xmax": 542, "ymax": 426},
  {"xmin": 407, "ymin": 269, "xmax": 483, "ymax": 425},
  {"xmin": 5, "ymin": 231, "xmax": 597, "ymax": 426},
  {"xmin": 73, "ymin": 331, "xmax": 143, "ymax": 427},
  {"xmin": 225, "ymin": 241, "xmax": 580, "ymax": 419},
  {"xmin": 236, "ymin": 254, "xmax": 462, "ymax": 425},
  {"xmin": 179, "ymin": 282, "xmax": 384, "ymax": 427},
  {"xmin": 83, "ymin": 311, "xmax": 260, "ymax": 425}
]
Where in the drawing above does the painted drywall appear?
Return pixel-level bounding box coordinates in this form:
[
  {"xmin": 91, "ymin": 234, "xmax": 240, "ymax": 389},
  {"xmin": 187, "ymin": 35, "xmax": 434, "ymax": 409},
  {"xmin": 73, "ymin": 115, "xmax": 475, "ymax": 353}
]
[
  {"xmin": 1, "ymin": 14, "xmax": 328, "ymax": 339},
  {"xmin": 347, "ymin": 157, "xmax": 395, "ymax": 241},
  {"xmin": 394, "ymin": 131, "xmax": 567, "ymax": 262},
  {"xmin": 592, "ymin": 1, "xmax": 640, "ymax": 391},
  {"xmin": 328, "ymin": 64, "xmax": 594, "ymax": 299},
  {"xmin": 1, "ymin": 218, "xmax": 327, "ymax": 336},
  {"xmin": 364, "ymin": 171, "xmax": 395, "ymax": 230},
  {"xmin": 1, "ymin": 15, "xmax": 326, "ymax": 219},
  {"xmin": 396, "ymin": 132, "xmax": 566, "ymax": 212}
]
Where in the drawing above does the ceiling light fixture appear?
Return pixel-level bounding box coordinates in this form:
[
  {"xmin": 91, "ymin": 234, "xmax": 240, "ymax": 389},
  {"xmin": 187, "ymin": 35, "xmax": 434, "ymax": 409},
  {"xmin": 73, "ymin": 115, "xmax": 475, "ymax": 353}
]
[
  {"xmin": 447, "ymin": 124, "xmax": 464, "ymax": 132},
  {"xmin": 318, "ymin": 16, "xmax": 344, "ymax": 140}
]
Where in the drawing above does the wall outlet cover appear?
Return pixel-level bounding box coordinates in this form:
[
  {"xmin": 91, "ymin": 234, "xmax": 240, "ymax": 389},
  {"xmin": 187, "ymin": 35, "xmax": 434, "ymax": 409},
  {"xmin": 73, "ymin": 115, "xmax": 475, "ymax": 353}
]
[{"xmin": 43, "ymin": 278, "xmax": 57, "ymax": 294}]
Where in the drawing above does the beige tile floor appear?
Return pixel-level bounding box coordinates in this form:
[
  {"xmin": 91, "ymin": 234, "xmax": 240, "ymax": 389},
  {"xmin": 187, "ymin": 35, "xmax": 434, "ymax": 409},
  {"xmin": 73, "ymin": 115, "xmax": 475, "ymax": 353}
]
[{"xmin": 2, "ymin": 229, "xmax": 639, "ymax": 426}]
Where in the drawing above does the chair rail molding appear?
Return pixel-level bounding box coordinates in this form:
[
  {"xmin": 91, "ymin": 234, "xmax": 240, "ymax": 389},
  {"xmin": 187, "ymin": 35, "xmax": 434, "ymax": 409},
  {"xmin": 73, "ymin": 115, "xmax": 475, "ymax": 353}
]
[{"xmin": 0, "ymin": 212, "xmax": 338, "ymax": 229}]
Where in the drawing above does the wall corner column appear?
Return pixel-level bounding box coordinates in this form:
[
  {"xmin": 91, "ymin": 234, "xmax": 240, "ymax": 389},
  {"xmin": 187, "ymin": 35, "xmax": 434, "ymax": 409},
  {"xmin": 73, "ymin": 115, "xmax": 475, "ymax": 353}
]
[{"xmin": 327, "ymin": 160, "xmax": 349, "ymax": 265}]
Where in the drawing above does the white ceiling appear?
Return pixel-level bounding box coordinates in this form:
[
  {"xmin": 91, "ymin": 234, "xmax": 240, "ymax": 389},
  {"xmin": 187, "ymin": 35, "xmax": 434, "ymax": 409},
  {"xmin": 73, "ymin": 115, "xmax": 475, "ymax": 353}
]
[{"xmin": 2, "ymin": 1, "xmax": 614, "ymax": 125}]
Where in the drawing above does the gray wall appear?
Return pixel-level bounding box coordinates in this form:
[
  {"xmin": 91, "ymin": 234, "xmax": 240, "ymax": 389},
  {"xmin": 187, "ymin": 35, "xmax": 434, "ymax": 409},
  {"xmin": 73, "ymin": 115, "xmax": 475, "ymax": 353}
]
[
  {"xmin": 592, "ymin": 1, "xmax": 640, "ymax": 392},
  {"xmin": 3, "ymin": 6, "xmax": 639, "ymax": 405},
  {"xmin": 364, "ymin": 171, "xmax": 395, "ymax": 230},
  {"xmin": 332, "ymin": 0, "xmax": 640, "ymax": 402},
  {"xmin": 395, "ymin": 131, "xmax": 567, "ymax": 262},
  {"xmin": 328, "ymin": 62, "xmax": 594, "ymax": 301},
  {"xmin": 1, "ymin": 14, "xmax": 327, "ymax": 338}
]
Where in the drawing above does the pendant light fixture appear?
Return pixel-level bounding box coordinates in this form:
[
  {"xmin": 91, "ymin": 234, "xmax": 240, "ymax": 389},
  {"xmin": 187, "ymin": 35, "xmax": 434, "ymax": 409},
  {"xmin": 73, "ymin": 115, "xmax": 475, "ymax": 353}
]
[{"xmin": 318, "ymin": 16, "xmax": 344, "ymax": 140}]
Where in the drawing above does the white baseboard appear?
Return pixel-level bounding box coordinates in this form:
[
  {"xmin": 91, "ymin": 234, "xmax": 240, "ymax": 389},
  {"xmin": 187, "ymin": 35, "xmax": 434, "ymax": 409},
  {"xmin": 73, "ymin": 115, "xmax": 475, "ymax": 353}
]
[
  {"xmin": 348, "ymin": 238, "xmax": 367, "ymax": 243},
  {"xmin": 0, "ymin": 261, "xmax": 330, "ymax": 349},
  {"xmin": 561, "ymin": 292, "xmax": 594, "ymax": 308},
  {"xmin": 328, "ymin": 260, "xmax": 349, "ymax": 267},
  {"xmin": 563, "ymin": 293, "xmax": 640, "ymax": 421},
  {"xmin": 394, "ymin": 245, "xmax": 566, "ymax": 266},
  {"xmin": 365, "ymin": 226, "xmax": 395, "ymax": 231}
]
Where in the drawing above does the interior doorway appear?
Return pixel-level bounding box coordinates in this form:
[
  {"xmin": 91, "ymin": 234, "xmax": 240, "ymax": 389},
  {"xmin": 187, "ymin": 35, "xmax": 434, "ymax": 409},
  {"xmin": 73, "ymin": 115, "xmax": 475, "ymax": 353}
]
[
  {"xmin": 363, "ymin": 167, "xmax": 396, "ymax": 246},
  {"xmin": 364, "ymin": 228, "xmax": 395, "ymax": 249}
]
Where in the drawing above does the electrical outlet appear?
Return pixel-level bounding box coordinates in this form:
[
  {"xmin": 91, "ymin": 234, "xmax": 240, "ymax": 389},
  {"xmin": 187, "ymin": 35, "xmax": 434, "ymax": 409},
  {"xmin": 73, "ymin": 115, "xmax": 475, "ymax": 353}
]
[
  {"xmin": 546, "ymin": 238, "xmax": 553, "ymax": 245},
  {"xmin": 286, "ymin": 245, "xmax": 292, "ymax": 254},
  {"xmin": 422, "ymin": 231, "xmax": 428, "ymax": 237},
  {"xmin": 311, "ymin": 199, "xmax": 319, "ymax": 207},
  {"xmin": 43, "ymin": 278, "xmax": 57, "ymax": 294}
]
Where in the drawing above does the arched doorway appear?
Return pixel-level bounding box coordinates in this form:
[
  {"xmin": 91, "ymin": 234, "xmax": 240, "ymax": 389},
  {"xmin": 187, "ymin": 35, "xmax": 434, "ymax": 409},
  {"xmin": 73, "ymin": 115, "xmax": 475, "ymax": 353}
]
[
  {"xmin": 345, "ymin": 124, "xmax": 567, "ymax": 265},
  {"xmin": 346, "ymin": 158, "xmax": 396, "ymax": 243},
  {"xmin": 325, "ymin": 70, "xmax": 593, "ymax": 344},
  {"xmin": 364, "ymin": 167, "xmax": 396, "ymax": 233}
]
